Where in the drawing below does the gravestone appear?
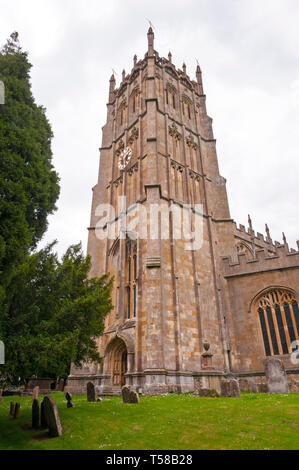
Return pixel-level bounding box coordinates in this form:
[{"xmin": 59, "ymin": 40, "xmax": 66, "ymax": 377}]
[
  {"xmin": 40, "ymin": 400, "xmax": 47, "ymax": 429},
  {"xmin": 194, "ymin": 377, "xmax": 219, "ymax": 397},
  {"xmin": 13, "ymin": 403, "xmax": 20, "ymax": 419},
  {"xmin": 32, "ymin": 386, "xmax": 39, "ymax": 401},
  {"xmin": 9, "ymin": 402, "xmax": 15, "ymax": 416},
  {"xmin": 87, "ymin": 382, "xmax": 96, "ymax": 402},
  {"xmin": 239, "ymin": 378, "xmax": 258, "ymax": 393},
  {"xmin": 220, "ymin": 378, "xmax": 240, "ymax": 397},
  {"xmin": 42, "ymin": 396, "xmax": 62, "ymax": 437},
  {"xmin": 32, "ymin": 399, "xmax": 39, "ymax": 429},
  {"xmin": 263, "ymin": 358, "xmax": 289, "ymax": 393},
  {"xmin": 95, "ymin": 385, "xmax": 103, "ymax": 402},
  {"xmin": 257, "ymin": 383, "xmax": 268, "ymax": 393},
  {"xmin": 289, "ymin": 378, "xmax": 299, "ymax": 393},
  {"xmin": 122, "ymin": 386, "xmax": 140, "ymax": 404},
  {"xmin": 65, "ymin": 392, "xmax": 74, "ymax": 408}
]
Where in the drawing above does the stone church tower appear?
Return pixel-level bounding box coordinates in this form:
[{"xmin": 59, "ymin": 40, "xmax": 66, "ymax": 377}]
[{"xmin": 68, "ymin": 29, "xmax": 299, "ymax": 394}]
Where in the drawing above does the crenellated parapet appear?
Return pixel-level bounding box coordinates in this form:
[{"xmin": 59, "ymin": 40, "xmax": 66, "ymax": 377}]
[{"xmin": 222, "ymin": 244, "xmax": 299, "ymax": 278}]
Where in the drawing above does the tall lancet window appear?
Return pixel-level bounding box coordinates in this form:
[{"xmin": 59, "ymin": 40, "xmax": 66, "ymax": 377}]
[
  {"xmin": 254, "ymin": 288, "xmax": 299, "ymax": 356},
  {"xmin": 166, "ymin": 83, "xmax": 177, "ymax": 111},
  {"xmin": 126, "ymin": 239, "xmax": 137, "ymax": 319},
  {"xmin": 117, "ymin": 100, "xmax": 127, "ymax": 131},
  {"xmin": 182, "ymin": 95, "xmax": 192, "ymax": 121},
  {"xmin": 130, "ymin": 87, "xmax": 140, "ymax": 117}
]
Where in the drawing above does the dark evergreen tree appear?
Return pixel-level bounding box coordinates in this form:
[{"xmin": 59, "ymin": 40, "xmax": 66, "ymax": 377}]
[
  {"xmin": 1, "ymin": 243, "xmax": 113, "ymax": 383},
  {"xmin": 0, "ymin": 32, "xmax": 60, "ymax": 307}
]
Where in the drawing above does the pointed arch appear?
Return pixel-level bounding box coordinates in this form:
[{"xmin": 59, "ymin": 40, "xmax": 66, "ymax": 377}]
[
  {"xmin": 104, "ymin": 332, "xmax": 135, "ymax": 356},
  {"xmin": 251, "ymin": 286, "xmax": 299, "ymax": 357}
]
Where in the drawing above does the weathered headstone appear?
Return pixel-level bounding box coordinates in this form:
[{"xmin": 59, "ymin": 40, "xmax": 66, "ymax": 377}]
[
  {"xmin": 9, "ymin": 401, "xmax": 15, "ymax": 416},
  {"xmin": 13, "ymin": 402, "xmax": 20, "ymax": 419},
  {"xmin": 263, "ymin": 358, "xmax": 289, "ymax": 393},
  {"xmin": 257, "ymin": 383, "xmax": 268, "ymax": 393},
  {"xmin": 40, "ymin": 400, "xmax": 47, "ymax": 428},
  {"xmin": 122, "ymin": 385, "xmax": 140, "ymax": 404},
  {"xmin": 87, "ymin": 382, "xmax": 96, "ymax": 402},
  {"xmin": 239, "ymin": 378, "xmax": 258, "ymax": 393},
  {"xmin": 65, "ymin": 392, "xmax": 74, "ymax": 408},
  {"xmin": 289, "ymin": 378, "xmax": 299, "ymax": 393},
  {"xmin": 32, "ymin": 385, "xmax": 39, "ymax": 401},
  {"xmin": 95, "ymin": 385, "xmax": 103, "ymax": 402},
  {"xmin": 42, "ymin": 396, "xmax": 62, "ymax": 437},
  {"xmin": 220, "ymin": 378, "xmax": 240, "ymax": 397},
  {"xmin": 32, "ymin": 399, "xmax": 39, "ymax": 429}
]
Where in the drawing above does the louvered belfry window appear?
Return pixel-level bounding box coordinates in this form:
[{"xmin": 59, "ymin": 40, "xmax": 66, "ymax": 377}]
[{"xmin": 255, "ymin": 289, "xmax": 299, "ymax": 356}]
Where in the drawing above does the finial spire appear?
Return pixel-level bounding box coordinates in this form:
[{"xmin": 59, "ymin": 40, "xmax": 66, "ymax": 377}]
[
  {"xmin": 196, "ymin": 64, "xmax": 201, "ymax": 81},
  {"xmin": 168, "ymin": 51, "xmax": 172, "ymax": 64},
  {"xmin": 248, "ymin": 214, "xmax": 253, "ymax": 232},
  {"xmin": 182, "ymin": 62, "xmax": 186, "ymax": 74},
  {"xmin": 147, "ymin": 25, "xmax": 154, "ymax": 55},
  {"xmin": 122, "ymin": 69, "xmax": 126, "ymax": 81},
  {"xmin": 109, "ymin": 73, "xmax": 116, "ymax": 102},
  {"xmin": 282, "ymin": 232, "xmax": 287, "ymax": 245},
  {"xmin": 133, "ymin": 55, "xmax": 137, "ymax": 67},
  {"xmin": 265, "ymin": 223, "xmax": 271, "ymax": 240}
]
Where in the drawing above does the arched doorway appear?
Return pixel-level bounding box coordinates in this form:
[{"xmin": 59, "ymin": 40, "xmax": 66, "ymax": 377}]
[{"xmin": 108, "ymin": 337, "xmax": 128, "ymax": 388}]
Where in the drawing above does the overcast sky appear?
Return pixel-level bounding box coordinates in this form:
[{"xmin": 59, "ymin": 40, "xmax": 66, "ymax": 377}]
[{"xmin": 1, "ymin": 0, "xmax": 299, "ymax": 256}]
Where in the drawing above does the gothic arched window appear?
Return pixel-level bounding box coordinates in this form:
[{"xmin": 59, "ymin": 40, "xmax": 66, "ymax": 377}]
[
  {"xmin": 253, "ymin": 288, "xmax": 299, "ymax": 357},
  {"xmin": 129, "ymin": 87, "xmax": 140, "ymax": 116},
  {"xmin": 166, "ymin": 83, "xmax": 177, "ymax": 110},
  {"xmin": 182, "ymin": 95, "xmax": 192, "ymax": 120},
  {"xmin": 117, "ymin": 100, "xmax": 126, "ymax": 130},
  {"xmin": 126, "ymin": 239, "xmax": 137, "ymax": 319}
]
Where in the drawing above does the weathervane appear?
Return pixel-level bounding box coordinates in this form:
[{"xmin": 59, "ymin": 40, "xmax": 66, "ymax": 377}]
[{"xmin": 146, "ymin": 19, "xmax": 155, "ymax": 30}]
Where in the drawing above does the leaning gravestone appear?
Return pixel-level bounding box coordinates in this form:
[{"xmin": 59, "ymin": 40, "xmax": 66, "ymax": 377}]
[
  {"xmin": 32, "ymin": 399, "xmax": 39, "ymax": 429},
  {"xmin": 122, "ymin": 385, "xmax": 140, "ymax": 404},
  {"xmin": 263, "ymin": 358, "xmax": 289, "ymax": 393},
  {"xmin": 32, "ymin": 386, "xmax": 39, "ymax": 401},
  {"xmin": 13, "ymin": 403, "xmax": 20, "ymax": 419},
  {"xmin": 220, "ymin": 378, "xmax": 240, "ymax": 397},
  {"xmin": 87, "ymin": 382, "xmax": 96, "ymax": 402},
  {"xmin": 42, "ymin": 396, "xmax": 62, "ymax": 437},
  {"xmin": 65, "ymin": 392, "xmax": 74, "ymax": 408}
]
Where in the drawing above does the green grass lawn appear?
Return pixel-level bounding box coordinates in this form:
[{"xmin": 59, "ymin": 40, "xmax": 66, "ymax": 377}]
[{"xmin": 0, "ymin": 392, "xmax": 298, "ymax": 450}]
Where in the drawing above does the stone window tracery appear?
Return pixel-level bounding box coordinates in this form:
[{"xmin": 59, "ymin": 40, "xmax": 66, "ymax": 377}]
[
  {"xmin": 130, "ymin": 87, "xmax": 140, "ymax": 115},
  {"xmin": 182, "ymin": 95, "xmax": 192, "ymax": 120},
  {"xmin": 253, "ymin": 288, "xmax": 299, "ymax": 357},
  {"xmin": 117, "ymin": 100, "xmax": 127, "ymax": 130},
  {"xmin": 126, "ymin": 239, "xmax": 137, "ymax": 319},
  {"xmin": 166, "ymin": 83, "xmax": 177, "ymax": 110}
]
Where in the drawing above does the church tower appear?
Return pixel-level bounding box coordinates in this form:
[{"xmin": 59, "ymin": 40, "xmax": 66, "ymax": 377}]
[{"xmin": 68, "ymin": 28, "xmax": 238, "ymax": 394}]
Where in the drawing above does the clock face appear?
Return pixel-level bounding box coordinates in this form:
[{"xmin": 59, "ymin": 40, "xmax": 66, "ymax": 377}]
[{"xmin": 118, "ymin": 146, "xmax": 132, "ymax": 170}]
